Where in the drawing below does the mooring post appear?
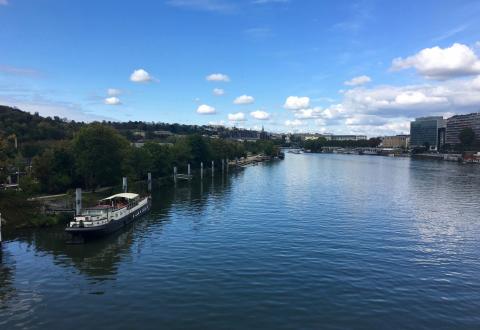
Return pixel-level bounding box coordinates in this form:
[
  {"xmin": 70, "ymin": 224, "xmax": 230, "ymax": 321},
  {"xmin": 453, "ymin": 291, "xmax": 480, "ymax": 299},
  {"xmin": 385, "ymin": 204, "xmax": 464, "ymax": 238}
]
[
  {"xmin": 222, "ymin": 159, "xmax": 225, "ymax": 173},
  {"xmin": 75, "ymin": 188, "xmax": 82, "ymax": 216},
  {"xmin": 0, "ymin": 211, "xmax": 2, "ymax": 244},
  {"xmin": 122, "ymin": 177, "xmax": 128, "ymax": 193},
  {"xmin": 173, "ymin": 166, "xmax": 177, "ymax": 183},
  {"xmin": 147, "ymin": 172, "xmax": 152, "ymax": 192},
  {"xmin": 200, "ymin": 162, "xmax": 204, "ymax": 179},
  {"xmin": 188, "ymin": 163, "xmax": 191, "ymax": 177},
  {"xmin": 226, "ymin": 158, "xmax": 229, "ymax": 173},
  {"xmin": 236, "ymin": 157, "xmax": 239, "ymax": 167},
  {"xmin": 211, "ymin": 160, "xmax": 214, "ymax": 176}
]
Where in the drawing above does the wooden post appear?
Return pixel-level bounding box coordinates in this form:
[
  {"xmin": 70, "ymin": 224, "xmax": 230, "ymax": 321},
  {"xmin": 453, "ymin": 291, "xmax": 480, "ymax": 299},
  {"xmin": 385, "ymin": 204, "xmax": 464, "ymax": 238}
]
[
  {"xmin": 236, "ymin": 157, "xmax": 239, "ymax": 167},
  {"xmin": 0, "ymin": 212, "xmax": 2, "ymax": 244},
  {"xmin": 173, "ymin": 166, "xmax": 177, "ymax": 183},
  {"xmin": 188, "ymin": 163, "xmax": 191, "ymax": 177},
  {"xmin": 200, "ymin": 162, "xmax": 203, "ymax": 179},
  {"xmin": 211, "ymin": 160, "xmax": 214, "ymax": 176},
  {"xmin": 222, "ymin": 159, "xmax": 225, "ymax": 173},
  {"xmin": 147, "ymin": 172, "xmax": 152, "ymax": 192},
  {"xmin": 75, "ymin": 188, "xmax": 82, "ymax": 216},
  {"xmin": 226, "ymin": 158, "xmax": 229, "ymax": 173},
  {"xmin": 122, "ymin": 177, "xmax": 128, "ymax": 193}
]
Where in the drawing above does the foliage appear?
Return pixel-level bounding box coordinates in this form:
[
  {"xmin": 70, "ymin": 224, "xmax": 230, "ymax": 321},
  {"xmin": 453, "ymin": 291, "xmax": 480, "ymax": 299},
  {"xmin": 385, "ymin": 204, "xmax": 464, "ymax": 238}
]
[
  {"xmin": 72, "ymin": 125, "xmax": 129, "ymax": 188},
  {"xmin": 32, "ymin": 142, "xmax": 76, "ymax": 193}
]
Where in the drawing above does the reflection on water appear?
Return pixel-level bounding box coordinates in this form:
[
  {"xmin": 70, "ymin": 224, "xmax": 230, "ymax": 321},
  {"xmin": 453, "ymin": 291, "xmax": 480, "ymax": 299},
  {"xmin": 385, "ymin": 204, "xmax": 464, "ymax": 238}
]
[{"xmin": 1, "ymin": 156, "xmax": 480, "ymax": 329}]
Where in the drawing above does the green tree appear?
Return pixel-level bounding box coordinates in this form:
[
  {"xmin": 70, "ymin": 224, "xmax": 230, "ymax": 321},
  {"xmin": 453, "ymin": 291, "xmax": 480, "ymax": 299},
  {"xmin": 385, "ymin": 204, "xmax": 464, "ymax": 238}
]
[
  {"xmin": 73, "ymin": 125, "xmax": 129, "ymax": 188},
  {"xmin": 32, "ymin": 142, "xmax": 76, "ymax": 193},
  {"xmin": 459, "ymin": 127, "xmax": 475, "ymax": 148},
  {"xmin": 186, "ymin": 135, "xmax": 211, "ymax": 165}
]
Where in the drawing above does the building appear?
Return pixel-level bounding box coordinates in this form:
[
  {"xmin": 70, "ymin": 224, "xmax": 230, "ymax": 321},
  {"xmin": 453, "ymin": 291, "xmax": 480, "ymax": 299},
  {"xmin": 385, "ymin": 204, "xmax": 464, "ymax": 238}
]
[
  {"xmin": 259, "ymin": 126, "xmax": 271, "ymax": 140},
  {"xmin": 445, "ymin": 112, "xmax": 480, "ymax": 146},
  {"xmin": 297, "ymin": 133, "xmax": 367, "ymax": 141},
  {"xmin": 329, "ymin": 135, "xmax": 367, "ymax": 141},
  {"xmin": 410, "ymin": 116, "xmax": 446, "ymax": 150},
  {"xmin": 382, "ymin": 135, "xmax": 410, "ymax": 149}
]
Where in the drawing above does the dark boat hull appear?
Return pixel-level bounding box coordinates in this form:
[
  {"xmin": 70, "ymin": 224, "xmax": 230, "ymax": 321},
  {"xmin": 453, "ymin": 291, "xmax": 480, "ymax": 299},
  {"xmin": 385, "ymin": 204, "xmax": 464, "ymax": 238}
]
[{"xmin": 65, "ymin": 198, "xmax": 151, "ymax": 240}]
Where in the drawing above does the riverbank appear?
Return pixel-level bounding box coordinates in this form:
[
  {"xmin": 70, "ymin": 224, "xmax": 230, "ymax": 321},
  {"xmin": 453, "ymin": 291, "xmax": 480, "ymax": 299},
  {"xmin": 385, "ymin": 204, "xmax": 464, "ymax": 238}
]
[{"xmin": 0, "ymin": 155, "xmax": 277, "ymax": 230}]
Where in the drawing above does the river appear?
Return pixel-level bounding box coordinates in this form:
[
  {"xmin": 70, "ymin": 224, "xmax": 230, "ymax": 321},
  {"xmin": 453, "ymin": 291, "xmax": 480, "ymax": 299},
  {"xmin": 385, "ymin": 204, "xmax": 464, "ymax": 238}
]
[{"xmin": 1, "ymin": 154, "xmax": 480, "ymax": 329}]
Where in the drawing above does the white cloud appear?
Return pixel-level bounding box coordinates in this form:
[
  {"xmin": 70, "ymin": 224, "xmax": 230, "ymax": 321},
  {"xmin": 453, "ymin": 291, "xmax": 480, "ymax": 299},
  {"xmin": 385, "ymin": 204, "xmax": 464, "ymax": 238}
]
[
  {"xmin": 107, "ymin": 88, "xmax": 121, "ymax": 96},
  {"xmin": 104, "ymin": 97, "xmax": 121, "ymax": 105},
  {"xmin": 197, "ymin": 104, "xmax": 216, "ymax": 115},
  {"xmin": 391, "ymin": 43, "xmax": 480, "ymax": 80},
  {"xmin": 472, "ymin": 75, "xmax": 480, "ymax": 89},
  {"xmin": 213, "ymin": 88, "xmax": 225, "ymax": 96},
  {"xmin": 206, "ymin": 73, "xmax": 230, "ymax": 82},
  {"xmin": 0, "ymin": 0, "xmax": 8, "ymax": 5},
  {"xmin": 293, "ymin": 107, "xmax": 323, "ymax": 119},
  {"xmin": 285, "ymin": 119, "xmax": 304, "ymax": 127},
  {"xmin": 130, "ymin": 69, "xmax": 153, "ymax": 83},
  {"xmin": 344, "ymin": 75, "xmax": 371, "ymax": 86},
  {"xmin": 233, "ymin": 94, "xmax": 255, "ymax": 105},
  {"xmin": 250, "ymin": 110, "xmax": 270, "ymax": 120},
  {"xmin": 284, "ymin": 96, "xmax": 310, "ymax": 110},
  {"xmin": 394, "ymin": 91, "xmax": 446, "ymax": 105},
  {"xmin": 228, "ymin": 112, "xmax": 246, "ymax": 121}
]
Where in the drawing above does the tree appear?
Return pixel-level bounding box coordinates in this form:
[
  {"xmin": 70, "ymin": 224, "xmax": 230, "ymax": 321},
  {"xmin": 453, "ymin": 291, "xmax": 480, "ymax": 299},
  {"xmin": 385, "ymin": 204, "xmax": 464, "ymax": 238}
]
[
  {"xmin": 459, "ymin": 127, "xmax": 475, "ymax": 148},
  {"xmin": 32, "ymin": 142, "xmax": 76, "ymax": 193},
  {"xmin": 186, "ymin": 135, "xmax": 211, "ymax": 165},
  {"xmin": 73, "ymin": 125, "xmax": 129, "ymax": 188}
]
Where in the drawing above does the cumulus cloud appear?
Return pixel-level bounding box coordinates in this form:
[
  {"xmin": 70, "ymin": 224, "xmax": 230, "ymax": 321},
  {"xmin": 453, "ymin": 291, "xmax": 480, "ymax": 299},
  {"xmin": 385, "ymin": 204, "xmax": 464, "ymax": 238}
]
[
  {"xmin": 284, "ymin": 96, "xmax": 310, "ymax": 110},
  {"xmin": 228, "ymin": 112, "xmax": 246, "ymax": 121},
  {"xmin": 206, "ymin": 73, "xmax": 230, "ymax": 82},
  {"xmin": 250, "ymin": 110, "xmax": 270, "ymax": 120},
  {"xmin": 278, "ymin": 73, "xmax": 480, "ymax": 136},
  {"xmin": 130, "ymin": 69, "xmax": 153, "ymax": 83},
  {"xmin": 233, "ymin": 94, "xmax": 255, "ymax": 105},
  {"xmin": 213, "ymin": 88, "xmax": 225, "ymax": 96},
  {"xmin": 293, "ymin": 107, "xmax": 323, "ymax": 119},
  {"xmin": 197, "ymin": 104, "xmax": 216, "ymax": 115},
  {"xmin": 473, "ymin": 76, "xmax": 480, "ymax": 89},
  {"xmin": 107, "ymin": 88, "xmax": 121, "ymax": 96},
  {"xmin": 104, "ymin": 97, "xmax": 121, "ymax": 105},
  {"xmin": 391, "ymin": 43, "xmax": 480, "ymax": 80},
  {"xmin": 285, "ymin": 119, "xmax": 305, "ymax": 127},
  {"xmin": 344, "ymin": 75, "xmax": 371, "ymax": 86}
]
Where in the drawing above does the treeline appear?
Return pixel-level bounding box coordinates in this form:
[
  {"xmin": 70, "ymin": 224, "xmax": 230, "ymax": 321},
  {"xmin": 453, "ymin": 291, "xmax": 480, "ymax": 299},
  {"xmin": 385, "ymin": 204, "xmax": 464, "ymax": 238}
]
[
  {"xmin": 30, "ymin": 125, "xmax": 254, "ymax": 193},
  {"xmin": 1, "ymin": 106, "xmax": 279, "ymax": 195},
  {"xmin": 302, "ymin": 137, "xmax": 382, "ymax": 152}
]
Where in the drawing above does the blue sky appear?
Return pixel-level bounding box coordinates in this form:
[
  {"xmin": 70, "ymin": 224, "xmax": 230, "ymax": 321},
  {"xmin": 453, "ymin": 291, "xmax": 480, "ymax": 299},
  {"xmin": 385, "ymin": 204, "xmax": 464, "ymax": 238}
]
[{"xmin": 1, "ymin": 0, "xmax": 480, "ymax": 136}]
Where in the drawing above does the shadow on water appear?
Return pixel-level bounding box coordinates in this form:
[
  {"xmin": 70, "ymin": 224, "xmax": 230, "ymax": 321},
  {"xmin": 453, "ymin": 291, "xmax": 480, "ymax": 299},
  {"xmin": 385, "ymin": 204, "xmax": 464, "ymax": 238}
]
[
  {"xmin": 1, "ymin": 170, "xmax": 241, "ymax": 282},
  {"xmin": 0, "ymin": 249, "xmax": 16, "ymax": 309}
]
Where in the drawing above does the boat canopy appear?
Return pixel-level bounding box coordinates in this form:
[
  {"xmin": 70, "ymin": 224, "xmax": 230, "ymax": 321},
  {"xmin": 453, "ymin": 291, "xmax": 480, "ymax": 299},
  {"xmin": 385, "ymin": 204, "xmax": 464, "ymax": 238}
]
[{"xmin": 101, "ymin": 193, "xmax": 139, "ymax": 201}]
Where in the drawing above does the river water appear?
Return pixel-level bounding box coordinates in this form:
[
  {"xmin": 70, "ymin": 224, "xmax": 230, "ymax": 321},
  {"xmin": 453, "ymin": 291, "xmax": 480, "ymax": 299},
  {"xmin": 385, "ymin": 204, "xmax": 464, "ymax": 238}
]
[{"xmin": 1, "ymin": 154, "xmax": 480, "ymax": 329}]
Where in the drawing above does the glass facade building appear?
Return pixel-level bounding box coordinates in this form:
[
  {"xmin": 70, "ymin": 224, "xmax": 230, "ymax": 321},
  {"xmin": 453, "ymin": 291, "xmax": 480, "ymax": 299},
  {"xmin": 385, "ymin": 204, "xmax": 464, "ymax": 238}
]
[{"xmin": 410, "ymin": 116, "xmax": 446, "ymax": 150}]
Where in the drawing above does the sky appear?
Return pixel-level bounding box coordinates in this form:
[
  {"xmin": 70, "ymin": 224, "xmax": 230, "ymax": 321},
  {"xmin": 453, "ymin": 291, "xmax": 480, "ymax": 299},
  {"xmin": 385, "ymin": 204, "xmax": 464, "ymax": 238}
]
[{"xmin": 1, "ymin": 0, "xmax": 480, "ymax": 136}]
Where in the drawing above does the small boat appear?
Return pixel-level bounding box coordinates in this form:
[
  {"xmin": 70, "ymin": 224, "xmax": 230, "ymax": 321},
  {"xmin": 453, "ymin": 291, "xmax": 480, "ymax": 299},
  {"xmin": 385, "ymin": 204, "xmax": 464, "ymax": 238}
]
[{"xmin": 65, "ymin": 192, "xmax": 151, "ymax": 240}]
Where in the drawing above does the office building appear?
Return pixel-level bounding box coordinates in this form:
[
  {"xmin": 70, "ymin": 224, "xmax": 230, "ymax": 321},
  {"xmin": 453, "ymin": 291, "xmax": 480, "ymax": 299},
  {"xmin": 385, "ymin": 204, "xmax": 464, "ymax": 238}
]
[
  {"xmin": 445, "ymin": 112, "xmax": 480, "ymax": 146},
  {"xmin": 410, "ymin": 117, "xmax": 446, "ymax": 150}
]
